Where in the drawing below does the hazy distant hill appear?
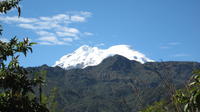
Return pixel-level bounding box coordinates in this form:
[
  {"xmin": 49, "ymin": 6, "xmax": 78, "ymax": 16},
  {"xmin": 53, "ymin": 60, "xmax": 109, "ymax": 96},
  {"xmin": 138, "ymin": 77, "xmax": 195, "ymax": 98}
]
[{"xmin": 27, "ymin": 55, "xmax": 200, "ymax": 112}]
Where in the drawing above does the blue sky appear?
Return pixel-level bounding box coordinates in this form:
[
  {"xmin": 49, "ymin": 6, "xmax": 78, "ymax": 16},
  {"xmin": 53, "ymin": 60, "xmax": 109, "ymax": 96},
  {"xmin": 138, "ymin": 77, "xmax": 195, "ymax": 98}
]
[{"xmin": 0, "ymin": 0, "xmax": 200, "ymax": 67}]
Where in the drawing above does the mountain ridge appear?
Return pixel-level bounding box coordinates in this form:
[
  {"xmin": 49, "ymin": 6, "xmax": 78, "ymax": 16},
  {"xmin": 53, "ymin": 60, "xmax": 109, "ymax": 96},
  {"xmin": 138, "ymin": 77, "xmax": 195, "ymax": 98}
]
[{"xmin": 27, "ymin": 55, "xmax": 200, "ymax": 112}]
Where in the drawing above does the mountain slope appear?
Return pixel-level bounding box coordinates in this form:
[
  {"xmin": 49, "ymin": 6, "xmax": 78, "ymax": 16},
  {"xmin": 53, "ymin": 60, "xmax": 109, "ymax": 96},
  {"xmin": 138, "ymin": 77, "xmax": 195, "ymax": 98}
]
[
  {"xmin": 28, "ymin": 55, "xmax": 200, "ymax": 112},
  {"xmin": 53, "ymin": 45, "xmax": 154, "ymax": 70}
]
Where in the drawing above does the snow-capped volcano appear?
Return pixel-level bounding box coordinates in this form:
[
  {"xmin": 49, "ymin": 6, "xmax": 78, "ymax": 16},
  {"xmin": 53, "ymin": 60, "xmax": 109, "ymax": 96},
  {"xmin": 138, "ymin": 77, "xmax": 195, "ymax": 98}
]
[{"xmin": 53, "ymin": 45, "xmax": 154, "ymax": 69}]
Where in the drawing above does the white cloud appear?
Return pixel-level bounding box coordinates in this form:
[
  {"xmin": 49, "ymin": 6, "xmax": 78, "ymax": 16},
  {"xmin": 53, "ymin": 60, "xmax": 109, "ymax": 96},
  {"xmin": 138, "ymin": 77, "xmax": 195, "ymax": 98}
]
[
  {"xmin": 36, "ymin": 31, "xmax": 54, "ymax": 36},
  {"xmin": 62, "ymin": 38, "xmax": 73, "ymax": 42},
  {"xmin": 38, "ymin": 36, "xmax": 57, "ymax": 42},
  {"xmin": 0, "ymin": 16, "xmax": 38, "ymax": 23},
  {"xmin": 18, "ymin": 22, "xmax": 60, "ymax": 30},
  {"xmin": 34, "ymin": 22, "xmax": 57, "ymax": 30},
  {"xmin": 18, "ymin": 24, "xmax": 38, "ymax": 30},
  {"xmin": 51, "ymin": 14, "xmax": 69, "ymax": 21},
  {"xmin": 168, "ymin": 42, "xmax": 181, "ymax": 46},
  {"xmin": 80, "ymin": 11, "xmax": 92, "ymax": 17},
  {"xmin": 160, "ymin": 46, "xmax": 170, "ymax": 49},
  {"xmin": 96, "ymin": 43, "xmax": 105, "ymax": 47},
  {"xmin": 0, "ymin": 38, "xmax": 9, "ymax": 42},
  {"xmin": 56, "ymin": 32, "xmax": 77, "ymax": 37},
  {"xmin": 160, "ymin": 42, "xmax": 181, "ymax": 49},
  {"xmin": 84, "ymin": 32, "xmax": 93, "ymax": 36},
  {"xmin": 71, "ymin": 15, "xmax": 85, "ymax": 22},
  {"xmin": 39, "ymin": 41, "xmax": 53, "ymax": 45},
  {"xmin": 62, "ymin": 27, "xmax": 79, "ymax": 33},
  {"xmin": 0, "ymin": 11, "xmax": 92, "ymax": 45},
  {"xmin": 38, "ymin": 36, "xmax": 65, "ymax": 45},
  {"xmin": 172, "ymin": 53, "xmax": 189, "ymax": 57},
  {"xmin": 55, "ymin": 27, "xmax": 79, "ymax": 39}
]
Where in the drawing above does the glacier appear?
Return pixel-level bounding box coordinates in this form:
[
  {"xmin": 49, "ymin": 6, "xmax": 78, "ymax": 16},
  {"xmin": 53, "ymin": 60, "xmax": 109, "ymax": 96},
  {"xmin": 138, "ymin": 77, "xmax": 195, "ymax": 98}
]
[{"xmin": 53, "ymin": 45, "xmax": 154, "ymax": 70}]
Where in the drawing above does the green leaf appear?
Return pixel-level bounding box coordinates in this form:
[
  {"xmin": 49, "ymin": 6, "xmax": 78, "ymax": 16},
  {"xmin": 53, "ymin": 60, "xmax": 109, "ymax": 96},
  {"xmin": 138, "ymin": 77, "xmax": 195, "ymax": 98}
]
[
  {"xmin": 184, "ymin": 103, "xmax": 189, "ymax": 112},
  {"xmin": 29, "ymin": 42, "xmax": 37, "ymax": 46}
]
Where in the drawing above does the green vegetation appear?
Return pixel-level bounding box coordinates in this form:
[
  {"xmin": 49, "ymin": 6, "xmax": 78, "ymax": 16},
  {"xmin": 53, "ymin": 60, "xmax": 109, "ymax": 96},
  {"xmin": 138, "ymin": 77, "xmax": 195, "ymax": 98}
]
[
  {"xmin": 140, "ymin": 100, "xmax": 167, "ymax": 112},
  {"xmin": 0, "ymin": 0, "xmax": 49, "ymax": 111},
  {"xmin": 141, "ymin": 70, "xmax": 200, "ymax": 112},
  {"xmin": 0, "ymin": 38, "xmax": 49, "ymax": 112},
  {"xmin": 28, "ymin": 55, "xmax": 200, "ymax": 112},
  {"xmin": 0, "ymin": 1, "xmax": 199, "ymax": 112},
  {"xmin": 0, "ymin": 0, "xmax": 21, "ymax": 35},
  {"xmin": 174, "ymin": 70, "xmax": 200, "ymax": 112}
]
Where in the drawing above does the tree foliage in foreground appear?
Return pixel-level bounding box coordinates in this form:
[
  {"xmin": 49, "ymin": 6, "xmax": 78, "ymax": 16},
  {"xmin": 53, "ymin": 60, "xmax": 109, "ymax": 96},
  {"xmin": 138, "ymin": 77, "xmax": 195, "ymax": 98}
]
[
  {"xmin": 141, "ymin": 70, "xmax": 200, "ymax": 112},
  {"xmin": 140, "ymin": 100, "xmax": 167, "ymax": 112},
  {"xmin": 175, "ymin": 70, "xmax": 200, "ymax": 112},
  {"xmin": 0, "ymin": 0, "xmax": 49, "ymax": 111},
  {"xmin": 0, "ymin": 0, "xmax": 21, "ymax": 35},
  {"xmin": 0, "ymin": 38, "xmax": 49, "ymax": 112}
]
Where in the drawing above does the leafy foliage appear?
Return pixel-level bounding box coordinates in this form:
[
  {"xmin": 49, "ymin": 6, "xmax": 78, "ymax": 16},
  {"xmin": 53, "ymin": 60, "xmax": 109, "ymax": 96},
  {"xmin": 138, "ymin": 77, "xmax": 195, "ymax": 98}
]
[
  {"xmin": 0, "ymin": 0, "xmax": 21, "ymax": 35},
  {"xmin": 0, "ymin": 0, "xmax": 49, "ymax": 111},
  {"xmin": 140, "ymin": 100, "xmax": 167, "ymax": 112},
  {"xmin": 0, "ymin": 38, "xmax": 49, "ymax": 112},
  {"xmin": 42, "ymin": 87, "xmax": 59, "ymax": 112},
  {"xmin": 139, "ymin": 69, "xmax": 200, "ymax": 112},
  {"xmin": 0, "ymin": 0, "xmax": 21, "ymax": 16},
  {"xmin": 174, "ymin": 70, "xmax": 200, "ymax": 112}
]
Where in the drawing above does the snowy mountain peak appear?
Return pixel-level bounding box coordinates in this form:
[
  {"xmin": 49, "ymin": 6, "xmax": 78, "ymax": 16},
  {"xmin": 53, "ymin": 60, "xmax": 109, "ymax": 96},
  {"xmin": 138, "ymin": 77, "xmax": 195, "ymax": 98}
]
[
  {"xmin": 53, "ymin": 45, "xmax": 154, "ymax": 70},
  {"xmin": 77, "ymin": 45, "xmax": 93, "ymax": 51}
]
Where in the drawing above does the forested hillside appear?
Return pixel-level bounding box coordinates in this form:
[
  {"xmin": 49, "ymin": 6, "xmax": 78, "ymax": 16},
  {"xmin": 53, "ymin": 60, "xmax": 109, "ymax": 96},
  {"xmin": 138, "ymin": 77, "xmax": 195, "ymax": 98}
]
[{"xmin": 27, "ymin": 55, "xmax": 200, "ymax": 112}]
